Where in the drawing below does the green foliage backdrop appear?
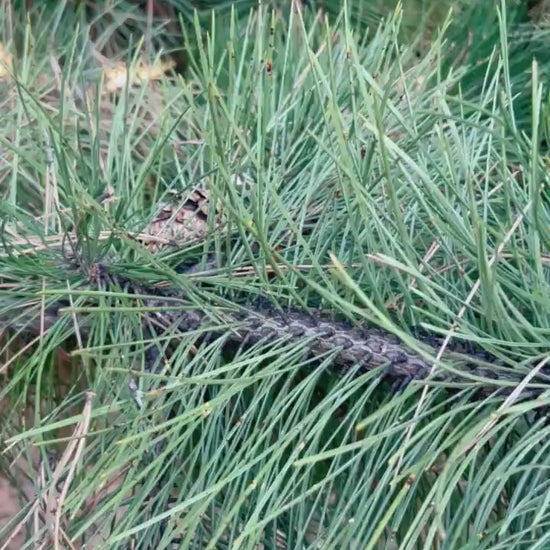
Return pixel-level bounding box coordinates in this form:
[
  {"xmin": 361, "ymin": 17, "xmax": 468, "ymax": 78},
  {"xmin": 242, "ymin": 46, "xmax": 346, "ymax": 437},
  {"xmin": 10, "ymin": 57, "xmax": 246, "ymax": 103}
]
[{"xmin": 0, "ymin": 1, "xmax": 549, "ymax": 548}]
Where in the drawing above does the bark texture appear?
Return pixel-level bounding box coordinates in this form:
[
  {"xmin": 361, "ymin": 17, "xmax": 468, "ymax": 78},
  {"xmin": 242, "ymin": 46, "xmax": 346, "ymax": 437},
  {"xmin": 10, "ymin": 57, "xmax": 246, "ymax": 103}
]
[{"xmin": 2, "ymin": 271, "xmax": 545, "ymax": 397}]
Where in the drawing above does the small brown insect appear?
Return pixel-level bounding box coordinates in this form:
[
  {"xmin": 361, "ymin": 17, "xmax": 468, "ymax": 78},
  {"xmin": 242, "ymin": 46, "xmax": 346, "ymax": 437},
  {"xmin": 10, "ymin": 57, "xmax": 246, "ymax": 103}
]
[{"xmin": 266, "ymin": 61, "xmax": 272, "ymax": 75}]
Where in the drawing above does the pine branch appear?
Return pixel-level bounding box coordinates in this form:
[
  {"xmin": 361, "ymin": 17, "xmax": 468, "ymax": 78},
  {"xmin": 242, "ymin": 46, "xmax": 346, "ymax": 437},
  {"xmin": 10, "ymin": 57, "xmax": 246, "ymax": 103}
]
[{"xmin": 2, "ymin": 264, "xmax": 546, "ymax": 399}]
